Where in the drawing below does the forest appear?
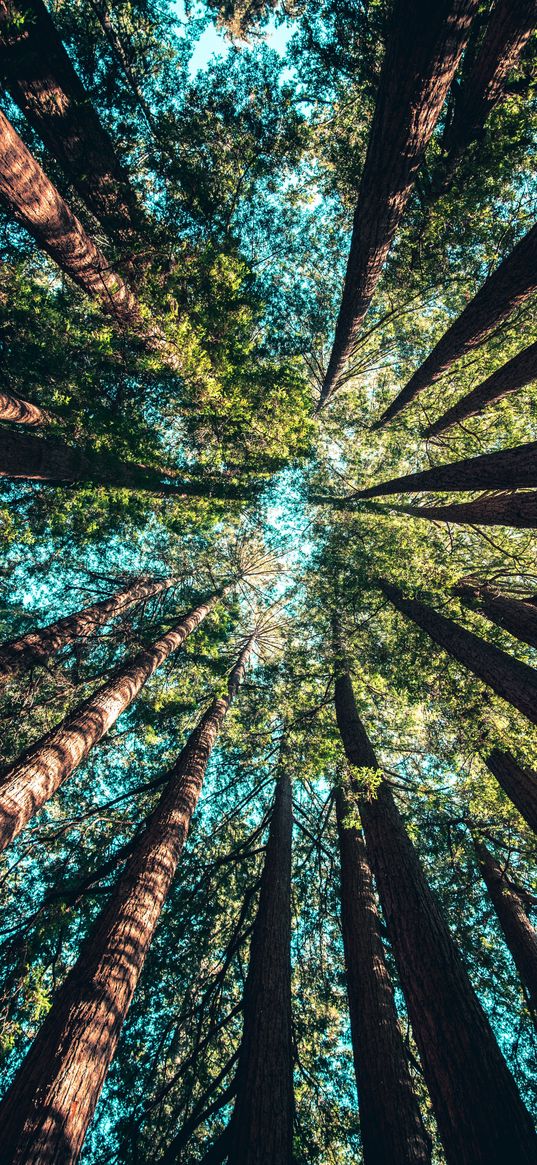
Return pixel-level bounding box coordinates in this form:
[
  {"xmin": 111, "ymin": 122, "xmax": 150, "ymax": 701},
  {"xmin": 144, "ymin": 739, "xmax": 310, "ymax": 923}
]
[{"xmin": 0, "ymin": 0, "xmax": 536, "ymax": 1162}]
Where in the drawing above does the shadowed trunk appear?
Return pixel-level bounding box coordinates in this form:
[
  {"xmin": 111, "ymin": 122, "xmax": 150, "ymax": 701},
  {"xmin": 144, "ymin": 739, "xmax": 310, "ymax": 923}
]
[
  {"xmin": 0, "ymin": 109, "xmax": 142, "ymax": 326},
  {"xmin": 0, "ymin": 575, "xmax": 175, "ymax": 687},
  {"xmin": 386, "ymin": 491, "xmax": 537, "ymax": 528},
  {"xmin": 0, "ymin": 390, "xmax": 54, "ymax": 426},
  {"xmin": 0, "ymin": 0, "xmax": 142, "ymax": 246},
  {"xmin": 378, "ymin": 223, "xmax": 537, "ymax": 425},
  {"xmin": 334, "ymin": 666, "xmax": 537, "ymax": 1164},
  {"xmin": 474, "ymin": 837, "xmax": 537, "ymax": 1016},
  {"xmin": 0, "ymin": 591, "xmax": 222, "ymax": 853},
  {"xmin": 0, "ymin": 639, "xmax": 254, "ymax": 1165},
  {"xmin": 486, "ymin": 748, "xmax": 537, "ymax": 835},
  {"xmin": 335, "ymin": 778, "xmax": 431, "ymax": 1164},
  {"xmin": 353, "ymin": 440, "xmax": 537, "ymax": 498},
  {"xmin": 317, "ymin": 0, "xmax": 477, "ymax": 407},
  {"xmin": 423, "ymin": 341, "xmax": 537, "ymax": 436},
  {"xmin": 379, "ymin": 579, "xmax": 537, "ymax": 726},
  {"xmin": 455, "ymin": 579, "xmax": 537, "ymax": 649},
  {"xmin": 227, "ymin": 764, "xmax": 294, "ymax": 1165}
]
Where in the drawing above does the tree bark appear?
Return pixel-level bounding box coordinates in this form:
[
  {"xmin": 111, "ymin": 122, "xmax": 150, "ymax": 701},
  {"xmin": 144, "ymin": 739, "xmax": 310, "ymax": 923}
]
[
  {"xmin": 353, "ymin": 439, "xmax": 537, "ymax": 498},
  {"xmin": 0, "ymin": 0, "xmax": 142, "ymax": 246},
  {"xmin": 0, "ymin": 574, "xmax": 175, "ymax": 687},
  {"xmin": 334, "ymin": 778, "xmax": 431, "ymax": 1165},
  {"xmin": 317, "ymin": 0, "xmax": 478, "ymax": 407},
  {"xmin": 0, "ymin": 591, "xmax": 221, "ymax": 853},
  {"xmin": 423, "ymin": 340, "xmax": 537, "ymax": 436},
  {"xmin": 486, "ymin": 748, "xmax": 537, "ymax": 835},
  {"xmin": 474, "ymin": 837, "xmax": 537, "ymax": 1016},
  {"xmin": 377, "ymin": 223, "xmax": 537, "ymax": 425},
  {"xmin": 455, "ymin": 578, "xmax": 537, "ymax": 650},
  {"xmin": 387, "ymin": 491, "xmax": 537, "ymax": 528},
  {"xmin": 0, "ymin": 390, "xmax": 54, "ymax": 426},
  {"xmin": 0, "ymin": 638, "xmax": 254, "ymax": 1165},
  {"xmin": 334, "ymin": 666, "xmax": 537, "ymax": 1164},
  {"xmin": 227, "ymin": 764, "xmax": 294, "ymax": 1165},
  {"xmin": 379, "ymin": 579, "xmax": 537, "ymax": 727},
  {"xmin": 0, "ymin": 109, "xmax": 142, "ymax": 327}
]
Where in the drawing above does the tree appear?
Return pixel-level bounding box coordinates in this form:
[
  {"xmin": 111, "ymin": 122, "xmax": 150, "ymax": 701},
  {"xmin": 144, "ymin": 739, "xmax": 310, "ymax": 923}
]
[
  {"xmin": 378, "ymin": 492, "xmax": 537, "ymax": 528},
  {"xmin": 486, "ymin": 749, "xmax": 537, "ymax": 835},
  {"xmin": 473, "ymin": 836, "xmax": 537, "ymax": 1018},
  {"xmin": 0, "ymin": 390, "xmax": 54, "ymax": 426},
  {"xmin": 422, "ymin": 340, "xmax": 537, "ymax": 436},
  {"xmin": 455, "ymin": 578, "xmax": 537, "ymax": 650},
  {"xmin": 352, "ymin": 440, "xmax": 537, "ymax": 498},
  {"xmin": 0, "ymin": 634, "xmax": 255, "ymax": 1165}
]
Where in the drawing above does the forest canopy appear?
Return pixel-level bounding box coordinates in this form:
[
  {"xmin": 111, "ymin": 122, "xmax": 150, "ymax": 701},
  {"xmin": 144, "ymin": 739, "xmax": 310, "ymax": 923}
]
[{"xmin": 0, "ymin": 1, "xmax": 536, "ymax": 1162}]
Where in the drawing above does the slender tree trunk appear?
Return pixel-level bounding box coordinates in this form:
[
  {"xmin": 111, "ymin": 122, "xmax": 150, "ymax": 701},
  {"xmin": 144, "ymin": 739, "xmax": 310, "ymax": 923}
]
[
  {"xmin": 379, "ymin": 579, "xmax": 537, "ymax": 726},
  {"xmin": 317, "ymin": 0, "xmax": 477, "ymax": 407},
  {"xmin": 0, "ymin": 0, "xmax": 142, "ymax": 246},
  {"xmin": 227, "ymin": 764, "xmax": 294, "ymax": 1165},
  {"xmin": 474, "ymin": 837, "xmax": 537, "ymax": 1016},
  {"xmin": 334, "ymin": 666, "xmax": 537, "ymax": 1164},
  {"xmin": 0, "ymin": 390, "xmax": 54, "ymax": 426},
  {"xmin": 353, "ymin": 440, "xmax": 537, "ymax": 498},
  {"xmin": 0, "ymin": 638, "xmax": 254, "ymax": 1165},
  {"xmin": 423, "ymin": 340, "xmax": 537, "ymax": 436},
  {"xmin": 455, "ymin": 578, "xmax": 537, "ymax": 649},
  {"xmin": 0, "ymin": 109, "xmax": 142, "ymax": 327},
  {"xmin": 86, "ymin": 0, "xmax": 160, "ymax": 137},
  {"xmin": 486, "ymin": 748, "xmax": 537, "ymax": 835},
  {"xmin": 386, "ymin": 491, "xmax": 537, "ymax": 528},
  {"xmin": 0, "ymin": 574, "xmax": 175, "ymax": 687},
  {"xmin": 0, "ymin": 591, "xmax": 222, "ymax": 853},
  {"xmin": 377, "ymin": 223, "xmax": 537, "ymax": 425},
  {"xmin": 335, "ymin": 778, "xmax": 431, "ymax": 1164}
]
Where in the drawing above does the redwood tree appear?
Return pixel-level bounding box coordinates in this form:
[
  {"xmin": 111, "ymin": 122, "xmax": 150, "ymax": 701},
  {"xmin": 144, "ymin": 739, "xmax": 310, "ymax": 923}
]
[
  {"xmin": 382, "ymin": 492, "xmax": 537, "ymax": 528},
  {"xmin": 423, "ymin": 340, "xmax": 537, "ymax": 436},
  {"xmin": 473, "ymin": 836, "xmax": 537, "ymax": 1017},
  {"xmin": 352, "ymin": 439, "xmax": 537, "ymax": 498},
  {"xmin": 455, "ymin": 578, "xmax": 537, "ymax": 650},
  {"xmin": 486, "ymin": 748, "xmax": 537, "ymax": 835},
  {"xmin": 0, "ymin": 390, "xmax": 54, "ymax": 427}
]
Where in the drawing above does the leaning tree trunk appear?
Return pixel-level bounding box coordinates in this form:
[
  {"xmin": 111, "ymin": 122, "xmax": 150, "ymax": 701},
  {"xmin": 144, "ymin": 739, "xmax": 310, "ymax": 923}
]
[
  {"xmin": 455, "ymin": 578, "xmax": 537, "ymax": 650},
  {"xmin": 486, "ymin": 748, "xmax": 537, "ymax": 835},
  {"xmin": 317, "ymin": 0, "xmax": 477, "ymax": 407},
  {"xmin": 0, "ymin": 638, "xmax": 254, "ymax": 1165},
  {"xmin": 0, "ymin": 574, "xmax": 175, "ymax": 687},
  {"xmin": 423, "ymin": 340, "xmax": 537, "ymax": 436},
  {"xmin": 0, "ymin": 390, "xmax": 54, "ymax": 427},
  {"xmin": 353, "ymin": 440, "xmax": 537, "ymax": 498},
  {"xmin": 379, "ymin": 579, "xmax": 537, "ymax": 727},
  {"xmin": 385, "ymin": 491, "xmax": 537, "ymax": 528},
  {"xmin": 474, "ymin": 837, "xmax": 537, "ymax": 1017},
  {"xmin": 334, "ymin": 666, "xmax": 537, "ymax": 1165},
  {"xmin": 335, "ymin": 778, "xmax": 431, "ymax": 1165},
  {"xmin": 0, "ymin": 591, "xmax": 222, "ymax": 853},
  {"xmin": 0, "ymin": 0, "xmax": 142, "ymax": 247},
  {"xmin": 225, "ymin": 762, "xmax": 294, "ymax": 1165},
  {"xmin": 377, "ymin": 222, "xmax": 537, "ymax": 425},
  {"xmin": 0, "ymin": 109, "xmax": 142, "ymax": 327}
]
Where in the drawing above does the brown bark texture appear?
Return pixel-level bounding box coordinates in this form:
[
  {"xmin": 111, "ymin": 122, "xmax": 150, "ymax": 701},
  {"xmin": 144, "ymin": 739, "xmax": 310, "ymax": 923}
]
[
  {"xmin": 380, "ymin": 579, "xmax": 537, "ymax": 727},
  {"xmin": 455, "ymin": 578, "xmax": 537, "ymax": 650},
  {"xmin": 423, "ymin": 339, "xmax": 537, "ymax": 436},
  {"xmin": 0, "ymin": 390, "xmax": 54, "ymax": 426},
  {"xmin": 391, "ymin": 491, "xmax": 537, "ymax": 528},
  {"xmin": 0, "ymin": 574, "xmax": 175, "ymax": 687},
  {"xmin": 378, "ymin": 222, "xmax": 537, "ymax": 425},
  {"xmin": 486, "ymin": 748, "xmax": 537, "ymax": 835},
  {"xmin": 0, "ymin": 639, "xmax": 254, "ymax": 1165},
  {"xmin": 335, "ymin": 778, "xmax": 431, "ymax": 1165},
  {"xmin": 0, "ymin": 0, "xmax": 142, "ymax": 244},
  {"xmin": 0, "ymin": 109, "xmax": 142, "ymax": 326},
  {"xmin": 353, "ymin": 439, "xmax": 537, "ymax": 498},
  {"xmin": 474, "ymin": 837, "xmax": 537, "ymax": 1015},
  {"xmin": 227, "ymin": 764, "xmax": 294, "ymax": 1165},
  {"xmin": 334, "ymin": 667, "xmax": 537, "ymax": 1164},
  {"xmin": 0, "ymin": 593, "xmax": 220, "ymax": 853},
  {"xmin": 318, "ymin": 0, "xmax": 478, "ymax": 407}
]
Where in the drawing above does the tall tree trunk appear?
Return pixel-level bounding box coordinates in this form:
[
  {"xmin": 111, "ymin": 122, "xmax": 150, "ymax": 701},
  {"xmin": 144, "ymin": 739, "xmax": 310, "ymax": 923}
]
[
  {"xmin": 0, "ymin": 574, "xmax": 175, "ymax": 687},
  {"xmin": 473, "ymin": 837, "xmax": 537, "ymax": 1016},
  {"xmin": 486, "ymin": 748, "xmax": 537, "ymax": 835},
  {"xmin": 86, "ymin": 0, "xmax": 160, "ymax": 137},
  {"xmin": 385, "ymin": 491, "xmax": 537, "ymax": 528},
  {"xmin": 0, "ymin": 0, "xmax": 142, "ymax": 247},
  {"xmin": 334, "ymin": 666, "xmax": 537, "ymax": 1164},
  {"xmin": 317, "ymin": 0, "xmax": 477, "ymax": 408},
  {"xmin": 0, "ymin": 428, "xmax": 251, "ymax": 500},
  {"xmin": 377, "ymin": 223, "xmax": 537, "ymax": 425},
  {"xmin": 455, "ymin": 578, "xmax": 537, "ymax": 649},
  {"xmin": 423, "ymin": 340, "xmax": 537, "ymax": 436},
  {"xmin": 227, "ymin": 763, "xmax": 294, "ymax": 1165},
  {"xmin": 436, "ymin": 0, "xmax": 537, "ymax": 193},
  {"xmin": 379, "ymin": 579, "xmax": 537, "ymax": 726},
  {"xmin": 334, "ymin": 778, "xmax": 431, "ymax": 1165},
  {"xmin": 353, "ymin": 440, "xmax": 537, "ymax": 498},
  {"xmin": 0, "ymin": 638, "xmax": 254, "ymax": 1165},
  {"xmin": 0, "ymin": 591, "xmax": 222, "ymax": 853},
  {"xmin": 0, "ymin": 390, "xmax": 54, "ymax": 426},
  {"xmin": 0, "ymin": 109, "xmax": 142, "ymax": 327}
]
